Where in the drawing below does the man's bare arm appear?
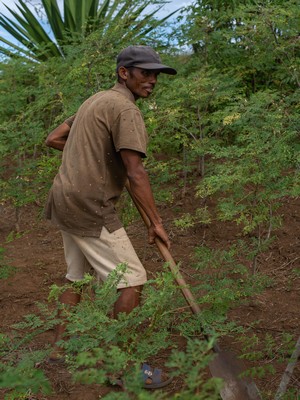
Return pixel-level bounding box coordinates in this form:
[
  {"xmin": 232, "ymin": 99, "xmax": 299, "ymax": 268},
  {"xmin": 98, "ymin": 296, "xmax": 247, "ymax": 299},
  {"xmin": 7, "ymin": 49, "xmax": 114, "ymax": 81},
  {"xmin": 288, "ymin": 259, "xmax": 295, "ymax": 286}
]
[
  {"xmin": 120, "ymin": 149, "xmax": 170, "ymax": 249},
  {"xmin": 45, "ymin": 122, "xmax": 70, "ymax": 151}
]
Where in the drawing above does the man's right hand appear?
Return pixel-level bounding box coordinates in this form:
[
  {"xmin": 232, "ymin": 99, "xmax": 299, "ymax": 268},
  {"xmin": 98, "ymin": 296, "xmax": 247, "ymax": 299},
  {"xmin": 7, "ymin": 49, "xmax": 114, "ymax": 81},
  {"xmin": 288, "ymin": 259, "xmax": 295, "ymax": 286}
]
[{"xmin": 148, "ymin": 223, "xmax": 171, "ymax": 249}]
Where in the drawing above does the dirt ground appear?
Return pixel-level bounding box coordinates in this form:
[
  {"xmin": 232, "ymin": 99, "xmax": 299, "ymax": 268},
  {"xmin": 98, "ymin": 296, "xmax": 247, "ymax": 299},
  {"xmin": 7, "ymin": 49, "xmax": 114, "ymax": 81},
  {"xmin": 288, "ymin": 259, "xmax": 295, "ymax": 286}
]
[{"xmin": 0, "ymin": 186, "xmax": 299, "ymax": 399}]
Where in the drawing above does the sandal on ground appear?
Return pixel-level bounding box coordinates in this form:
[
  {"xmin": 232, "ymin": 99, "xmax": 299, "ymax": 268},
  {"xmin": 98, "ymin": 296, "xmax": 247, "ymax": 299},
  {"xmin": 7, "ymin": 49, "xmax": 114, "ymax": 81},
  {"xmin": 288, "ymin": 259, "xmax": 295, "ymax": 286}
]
[
  {"xmin": 111, "ymin": 363, "xmax": 173, "ymax": 390},
  {"xmin": 141, "ymin": 363, "xmax": 173, "ymax": 389}
]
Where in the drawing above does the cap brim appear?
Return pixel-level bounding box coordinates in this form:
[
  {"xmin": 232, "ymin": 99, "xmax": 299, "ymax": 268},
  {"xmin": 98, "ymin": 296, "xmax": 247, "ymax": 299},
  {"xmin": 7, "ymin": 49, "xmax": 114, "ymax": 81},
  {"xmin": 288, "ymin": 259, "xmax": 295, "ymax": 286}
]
[{"xmin": 133, "ymin": 63, "xmax": 177, "ymax": 75}]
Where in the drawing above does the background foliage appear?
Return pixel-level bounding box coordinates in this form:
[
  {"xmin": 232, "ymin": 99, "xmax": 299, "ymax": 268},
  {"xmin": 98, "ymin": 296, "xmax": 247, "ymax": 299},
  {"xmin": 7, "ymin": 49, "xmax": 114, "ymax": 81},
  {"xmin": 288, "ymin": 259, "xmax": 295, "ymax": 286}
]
[{"xmin": 0, "ymin": 0, "xmax": 299, "ymax": 398}]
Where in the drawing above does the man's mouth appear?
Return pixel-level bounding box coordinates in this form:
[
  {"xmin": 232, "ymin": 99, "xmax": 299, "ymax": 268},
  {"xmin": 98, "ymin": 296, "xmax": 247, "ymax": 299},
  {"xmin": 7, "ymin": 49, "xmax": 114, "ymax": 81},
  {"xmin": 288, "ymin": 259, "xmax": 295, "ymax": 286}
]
[{"xmin": 144, "ymin": 86, "xmax": 153, "ymax": 94}]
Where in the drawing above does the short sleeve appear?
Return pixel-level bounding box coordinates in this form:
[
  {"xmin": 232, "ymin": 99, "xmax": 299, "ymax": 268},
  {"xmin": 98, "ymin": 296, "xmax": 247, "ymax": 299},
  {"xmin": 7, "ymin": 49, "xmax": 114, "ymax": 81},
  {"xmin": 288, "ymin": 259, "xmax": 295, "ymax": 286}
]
[
  {"xmin": 64, "ymin": 114, "xmax": 76, "ymax": 127},
  {"xmin": 111, "ymin": 108, "xmax": 148, "ymax": 157}
]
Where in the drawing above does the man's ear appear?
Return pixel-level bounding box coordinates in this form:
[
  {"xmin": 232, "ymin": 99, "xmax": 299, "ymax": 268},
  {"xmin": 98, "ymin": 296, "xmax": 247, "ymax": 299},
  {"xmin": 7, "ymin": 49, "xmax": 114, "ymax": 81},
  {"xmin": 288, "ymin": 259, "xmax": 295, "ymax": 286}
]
[{"xmin": 118, "ymin": 66, "xmax": 128, "ymax": 80}]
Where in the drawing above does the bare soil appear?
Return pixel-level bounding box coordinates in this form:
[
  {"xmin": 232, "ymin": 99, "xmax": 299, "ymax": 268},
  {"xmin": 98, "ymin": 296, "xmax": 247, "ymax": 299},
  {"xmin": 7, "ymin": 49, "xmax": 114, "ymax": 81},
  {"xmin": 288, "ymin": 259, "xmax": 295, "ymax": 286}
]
[{"xmin": 0, "ymin": 186, "xmax": 299, "ymax": 399}]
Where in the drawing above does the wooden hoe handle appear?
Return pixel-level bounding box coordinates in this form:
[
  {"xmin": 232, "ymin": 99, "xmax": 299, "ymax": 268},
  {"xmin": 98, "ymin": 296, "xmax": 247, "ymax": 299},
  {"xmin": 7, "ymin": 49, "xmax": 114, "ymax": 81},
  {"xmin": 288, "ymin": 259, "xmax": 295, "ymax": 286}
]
[{"xmin": 125, "ymin": 182, "xmax": 201, "ymax": 315}]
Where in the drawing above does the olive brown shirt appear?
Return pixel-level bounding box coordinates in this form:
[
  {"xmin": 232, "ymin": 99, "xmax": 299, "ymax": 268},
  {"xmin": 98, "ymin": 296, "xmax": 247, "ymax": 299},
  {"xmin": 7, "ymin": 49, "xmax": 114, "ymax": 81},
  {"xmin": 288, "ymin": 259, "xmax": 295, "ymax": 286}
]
[{"xmin": 45, "ymin": 83, "xmax": 148, "ymax": 237}]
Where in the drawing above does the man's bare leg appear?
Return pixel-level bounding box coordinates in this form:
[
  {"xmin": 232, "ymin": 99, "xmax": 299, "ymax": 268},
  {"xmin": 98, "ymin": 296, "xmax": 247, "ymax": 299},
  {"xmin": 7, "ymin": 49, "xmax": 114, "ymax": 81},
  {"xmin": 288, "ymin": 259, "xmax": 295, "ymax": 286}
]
[
  {"xmin": 49, "ymin": 284, "xmax": 141, "ymax": 361},
  {"xmin": 49, "ymin": 285, "xmax": 81, "ymax": 361},
  {"xmin": 113, "ymin": 285, "xmax": 142, "ymax": 318}
]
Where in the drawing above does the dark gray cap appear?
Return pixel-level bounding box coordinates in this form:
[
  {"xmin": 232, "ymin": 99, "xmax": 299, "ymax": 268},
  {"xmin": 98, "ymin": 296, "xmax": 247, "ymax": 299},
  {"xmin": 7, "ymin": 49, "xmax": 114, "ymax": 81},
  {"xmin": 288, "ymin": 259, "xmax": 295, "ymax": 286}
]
[{"xmin": 116, "ymin": 45, "xmax": 177, "ymax": 75}]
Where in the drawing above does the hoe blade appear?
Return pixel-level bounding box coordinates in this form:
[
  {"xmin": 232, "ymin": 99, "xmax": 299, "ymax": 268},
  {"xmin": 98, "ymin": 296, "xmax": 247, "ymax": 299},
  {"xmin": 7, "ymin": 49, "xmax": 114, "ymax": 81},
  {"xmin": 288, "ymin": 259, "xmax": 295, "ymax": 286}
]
[{"xmin": 209, "ymin": 350, "xmax": 262, "ymax": 400}]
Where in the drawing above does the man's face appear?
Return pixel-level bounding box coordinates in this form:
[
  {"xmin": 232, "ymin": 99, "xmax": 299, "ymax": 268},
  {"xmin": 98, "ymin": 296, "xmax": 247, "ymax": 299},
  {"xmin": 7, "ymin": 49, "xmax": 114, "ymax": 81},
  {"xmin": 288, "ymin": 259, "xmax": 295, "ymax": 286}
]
[{"xmin": 123, "ymin": 67, "xmax": 160, "ymax": 100}]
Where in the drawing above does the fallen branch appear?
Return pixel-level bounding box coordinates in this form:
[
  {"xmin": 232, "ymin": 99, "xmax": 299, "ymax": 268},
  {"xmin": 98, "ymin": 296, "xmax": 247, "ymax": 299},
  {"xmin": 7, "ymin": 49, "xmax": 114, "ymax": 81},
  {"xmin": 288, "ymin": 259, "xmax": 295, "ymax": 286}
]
[{"xmin": 275, "ymin": 335, "xmax": 300, "ymax": 399}]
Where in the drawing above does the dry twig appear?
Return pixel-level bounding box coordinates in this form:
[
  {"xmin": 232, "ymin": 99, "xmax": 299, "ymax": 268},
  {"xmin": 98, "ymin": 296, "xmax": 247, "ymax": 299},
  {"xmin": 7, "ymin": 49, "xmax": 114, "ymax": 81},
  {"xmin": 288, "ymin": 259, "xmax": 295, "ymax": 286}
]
[{"xmin": 275, "ymin": 336, "xmax": 300, "ymax": 399}]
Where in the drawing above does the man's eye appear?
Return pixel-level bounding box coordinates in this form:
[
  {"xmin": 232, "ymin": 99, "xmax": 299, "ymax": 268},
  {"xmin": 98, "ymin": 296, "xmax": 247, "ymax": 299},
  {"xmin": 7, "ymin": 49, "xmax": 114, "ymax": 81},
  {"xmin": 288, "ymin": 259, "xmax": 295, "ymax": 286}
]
[{"xmin": 142, "ymin": 70, "xmax": 159, "ymax": 78}]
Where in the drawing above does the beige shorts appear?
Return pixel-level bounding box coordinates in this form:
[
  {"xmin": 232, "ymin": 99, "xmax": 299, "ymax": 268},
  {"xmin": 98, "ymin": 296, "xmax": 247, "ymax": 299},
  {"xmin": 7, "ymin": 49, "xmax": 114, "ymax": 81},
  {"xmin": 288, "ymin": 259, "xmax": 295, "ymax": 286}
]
[{"xmin": 61, "ymin": 227, "xmax": 147, "ymax": 289}]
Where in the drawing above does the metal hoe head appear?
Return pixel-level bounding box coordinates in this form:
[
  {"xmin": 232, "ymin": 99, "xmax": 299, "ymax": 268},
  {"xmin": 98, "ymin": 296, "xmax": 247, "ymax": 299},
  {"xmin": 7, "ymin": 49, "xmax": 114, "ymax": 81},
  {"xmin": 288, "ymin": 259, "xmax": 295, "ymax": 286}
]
[{"xmin": 209, "ymin": 350, "xmax": 262, "ymax": 400}]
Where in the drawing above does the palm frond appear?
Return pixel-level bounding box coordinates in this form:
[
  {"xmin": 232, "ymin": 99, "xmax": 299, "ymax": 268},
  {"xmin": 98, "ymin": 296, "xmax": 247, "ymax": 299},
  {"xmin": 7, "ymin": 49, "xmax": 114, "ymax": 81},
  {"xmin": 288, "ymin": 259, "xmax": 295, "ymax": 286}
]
[
  {"xmin": 95, "ymin": 0, "xmax": 111, "ymax": 25},
  {"xmin": 0, "ymin": 0, "xmax": 181, "ymax": 61},
  {"xmin": 63, "ymin": 0, "xmax": 77, "ymax": 33},
  {"xmin": 137, "ymin": 7, "xmax": 181, "ymax": 37},
  {"xmin": 41, "ymin": 0, "xmax": 65, "ymax": 42},
  {"xmin": 0, "ymin": 36, "xmax": 37, "ymax": 60},
  {"xmin": 0, "ymin": 15, "xmax": 51, "ymax": 60},
  {"xmin": 1, "ymin": 1, "xmax": 61, "ymax": 59},
  {"xmin": 104, "ymin": 0, "xmax": 121, "ymax": 24}
]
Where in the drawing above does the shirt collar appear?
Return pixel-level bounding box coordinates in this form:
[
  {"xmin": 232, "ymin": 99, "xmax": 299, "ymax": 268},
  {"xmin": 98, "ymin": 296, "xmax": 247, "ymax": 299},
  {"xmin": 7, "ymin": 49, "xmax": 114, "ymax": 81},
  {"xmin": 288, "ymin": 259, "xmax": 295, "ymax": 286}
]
[{"xmin": 110, "ymin": 82, "xmax": 136, "ymax": 104}]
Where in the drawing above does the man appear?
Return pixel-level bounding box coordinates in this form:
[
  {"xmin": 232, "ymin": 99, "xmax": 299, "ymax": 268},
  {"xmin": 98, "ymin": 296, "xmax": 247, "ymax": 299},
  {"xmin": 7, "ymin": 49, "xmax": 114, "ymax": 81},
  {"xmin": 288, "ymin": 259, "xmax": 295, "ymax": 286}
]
[{"xmin": 45, "ymin": 45, "xmax": 177, "ymax": 388}]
